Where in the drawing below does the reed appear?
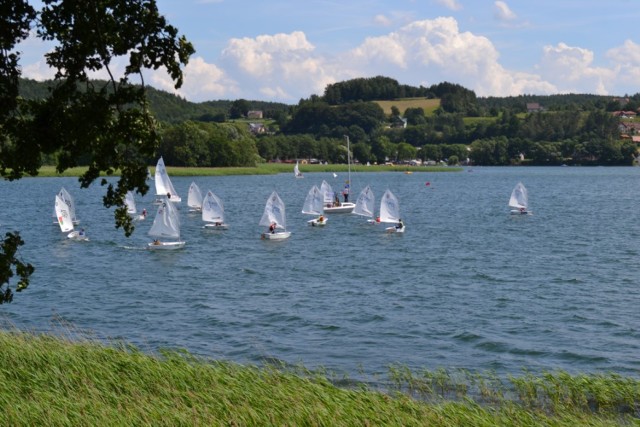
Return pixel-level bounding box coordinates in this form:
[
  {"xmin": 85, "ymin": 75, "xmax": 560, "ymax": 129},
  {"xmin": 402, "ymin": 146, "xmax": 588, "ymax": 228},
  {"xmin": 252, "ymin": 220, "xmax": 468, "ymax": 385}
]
[{"xmin": 0, "ymin": 331, "xmax": 635, "ymax": 426}]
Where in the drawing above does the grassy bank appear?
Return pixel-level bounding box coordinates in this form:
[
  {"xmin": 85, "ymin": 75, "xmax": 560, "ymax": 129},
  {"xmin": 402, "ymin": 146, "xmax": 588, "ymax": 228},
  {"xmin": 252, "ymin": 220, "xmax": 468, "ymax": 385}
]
[
  {"xmin": 34, "ymin": 163, "xmax": 460, "ymax": 178},
  {"xmin": 0, "ymin": 331, "xmax": 637, "ymax": 426}
]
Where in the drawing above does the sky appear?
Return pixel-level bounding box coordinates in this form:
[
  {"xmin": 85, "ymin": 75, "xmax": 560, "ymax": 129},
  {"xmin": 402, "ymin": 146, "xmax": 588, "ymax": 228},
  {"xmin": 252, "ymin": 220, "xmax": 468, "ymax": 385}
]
[{"xmin": 19, "ymin": 0, "xmax": 640, "ymax": 104}]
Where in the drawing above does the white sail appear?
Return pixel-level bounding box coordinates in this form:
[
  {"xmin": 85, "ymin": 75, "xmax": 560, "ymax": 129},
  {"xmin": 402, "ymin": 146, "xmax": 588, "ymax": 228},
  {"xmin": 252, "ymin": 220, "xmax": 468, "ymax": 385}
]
[
  {"xmin": 125, "ymin": 191, "xmax": 137, "ymax": 214},
  {"xmin": 320, "ymin": 180, "xmax": 334, "ymax": 206},
  {"xmin": 353, "ymin": 185, "xmax": 375, "ymax": 219},
  {"xmin": 294, "ymin": 161, "xmax": 303, "ymax": 178},
  {"xmin": 302, "ymin": 185, "xmax": 323, "ymax": 215},
  {"xmin": 55, "ymin": 195, "xmax": 74, "ymax": 232},
  {"xmin": 379, "ymin": 189, "xmax": 401, "ymax": 224},
  {"xmin": 202, "ymin": 191, "xmax": 225, "ymax": 224},
  {"xmin": 154, "ymin": 157, "xmax": 181, "ymax": 202},
  {"xmin": 187, "ymin": 182, "xmax": 203, "ymax": 211},
  {"xmin": 508, "ymin": 182, "xmax": 528, "ymax": 210},
  {"xmin": 259, "ymin": 191, "xmax": 287, "ymax": 230},
  {"xmin": 148, "ymin": 198, "xmax": 181, "ymax": 239},
  {"xmin": 58, "ymin": 187, "xmax": 79, "ymax": 224}
]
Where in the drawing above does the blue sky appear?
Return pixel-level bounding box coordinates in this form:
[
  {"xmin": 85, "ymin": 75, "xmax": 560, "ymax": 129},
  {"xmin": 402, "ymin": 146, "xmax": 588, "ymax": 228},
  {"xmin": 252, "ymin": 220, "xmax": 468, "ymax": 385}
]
[{"xmin": 20, "ymin": 0, "xmax": 640, "ymax": 103}]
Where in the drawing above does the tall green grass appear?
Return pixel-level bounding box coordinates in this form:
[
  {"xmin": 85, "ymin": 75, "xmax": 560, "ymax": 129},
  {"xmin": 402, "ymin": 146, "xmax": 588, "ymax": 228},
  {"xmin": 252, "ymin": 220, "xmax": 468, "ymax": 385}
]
[{"xmin": 0, "ymin": 331, "xmax": 637, "ymax": 426}]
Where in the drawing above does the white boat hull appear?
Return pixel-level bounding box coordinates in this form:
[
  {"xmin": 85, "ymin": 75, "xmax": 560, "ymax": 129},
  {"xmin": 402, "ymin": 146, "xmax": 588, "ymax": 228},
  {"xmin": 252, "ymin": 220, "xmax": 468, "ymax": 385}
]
[
  {"xmin": 510, "ymin": 209, "xmax": 531, "ymax": 215},
  {"xmin": 67, "ymin": 231, "xmax": 89, "ymax": 241},
  {"xmin": 323, "ymin": 202, "xmax": 355, "ymax": 213},
  {"xmin": 308, "ymin": 218, "xmax": 328, "ymax": 226},
  {"xmin": 261, "ymin": 231, "xmax": 291, "ymax": 240},
  {"xmin": 203, "ymin": 223, "xmax": 229, "ymax": 230},
  {"xmin": 147, "ymin": 241, "xmax": 186, "ymax": 250}
]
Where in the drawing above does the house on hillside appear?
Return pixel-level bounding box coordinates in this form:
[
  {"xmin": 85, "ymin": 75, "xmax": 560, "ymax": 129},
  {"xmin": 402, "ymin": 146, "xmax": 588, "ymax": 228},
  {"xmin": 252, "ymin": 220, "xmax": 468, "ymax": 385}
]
[
  {"xmin": 526, "ymin": 102, "xmax": 544, "ymax": 113},
  {"xmin": 618, "ymin": 121, "xmax": 640, "ymax": 135},
  {"xmin": 247, "ymin": 110, "xmax": 263, "ymax": 119}
]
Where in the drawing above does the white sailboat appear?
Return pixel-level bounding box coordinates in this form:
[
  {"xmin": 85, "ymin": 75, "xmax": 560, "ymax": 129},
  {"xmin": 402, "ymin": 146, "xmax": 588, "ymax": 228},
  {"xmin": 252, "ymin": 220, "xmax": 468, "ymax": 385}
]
[
  {"xmin": 55, "ymin": 195, "xmax": 88, "ymax": 241},
  {"xmin": 294, "ymin": 161, "xmax": 304, "ymax": 178},
  {"xmin": 202, "ymin": 190, "xmax": 228, "ymax": 229},
  {"xmin": 125, "ymin": 191, "xmax": 146, "ymax": 220},
  {"xmin": 125, "ymin": 191, "xmax": 137, "ymax": 215},
  {"xmin": 353, "ymin": 185, "xmax": 377, "ymax": 223},
  {"xmin": 302, "ymin": 185, "xmax": 327, "ymax": 226},
  {"xmin": 509, "ymin": 182, "xmax": 531, "ymax": 215},
  {"xmin": 187, "ymin": 182, "xmax": 203, "ymax": 212},
  {"xmin": 379, "ymin": 189, "xmax": 405, "ymax": 233},
  {"xmin": 260, "ymin": 191, "xmax": 291, "ymax": 240},
  {"xmin": 147, "ymin": 197, "xmax": 185, "ymax": 250},
  {"xmin": 52, "ymin": 187, "xmax": 80, "ymax": 225},
  {"xmin": 323, "ymin": 136, "xmax": 355, "ymax": 213},
  {"xmin": 154, "ymin": 156, "xmax": 181, "ymax": 203}
]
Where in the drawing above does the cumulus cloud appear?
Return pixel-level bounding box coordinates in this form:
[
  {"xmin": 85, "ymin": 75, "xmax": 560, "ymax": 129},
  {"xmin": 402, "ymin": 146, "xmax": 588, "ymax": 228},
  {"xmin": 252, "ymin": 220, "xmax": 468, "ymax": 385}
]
[
  {"xmin": 538, "ymin": 42, "xmax": 614, "ymax": 94},
  {"xmin": 494, "ymin": 1, "xmax": 516, "ymax": 21},
  {"xmin": 435, "ymin": 0, "xmax": 462, "ymax": 11}
]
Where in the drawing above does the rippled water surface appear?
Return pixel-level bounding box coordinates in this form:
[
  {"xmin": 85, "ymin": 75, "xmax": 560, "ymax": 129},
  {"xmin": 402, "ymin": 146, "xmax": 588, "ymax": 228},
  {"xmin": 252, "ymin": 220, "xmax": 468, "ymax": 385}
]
[{"xmin": 2, "ymin": 167, "xmax": 640, "ymax": 378}]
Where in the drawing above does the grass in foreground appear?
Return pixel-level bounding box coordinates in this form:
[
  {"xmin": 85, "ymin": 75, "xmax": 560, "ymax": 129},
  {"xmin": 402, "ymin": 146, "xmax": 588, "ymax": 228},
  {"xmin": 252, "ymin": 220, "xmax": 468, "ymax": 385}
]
[
  {"xmin": 34, "ymin": 163, "xmax": 460, "ymax": 178},
  {"xmin": 0, "ymin": 331, "xmax": 638, "ymax": 426}
]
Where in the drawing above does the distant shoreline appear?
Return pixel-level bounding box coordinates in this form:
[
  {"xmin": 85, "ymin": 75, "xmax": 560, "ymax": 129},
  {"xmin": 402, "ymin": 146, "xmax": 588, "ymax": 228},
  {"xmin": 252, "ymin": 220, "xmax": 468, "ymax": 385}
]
[{"xmin": 29, "ymin": 164, "xmax": 462, "ymax": 178}]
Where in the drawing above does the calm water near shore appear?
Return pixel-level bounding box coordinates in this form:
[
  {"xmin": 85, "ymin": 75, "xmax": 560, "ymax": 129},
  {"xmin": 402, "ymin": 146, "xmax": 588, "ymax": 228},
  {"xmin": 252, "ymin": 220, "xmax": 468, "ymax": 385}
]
[{"xmin": 2, "ymin": 166, "xmax": 640, "ymax": 379}]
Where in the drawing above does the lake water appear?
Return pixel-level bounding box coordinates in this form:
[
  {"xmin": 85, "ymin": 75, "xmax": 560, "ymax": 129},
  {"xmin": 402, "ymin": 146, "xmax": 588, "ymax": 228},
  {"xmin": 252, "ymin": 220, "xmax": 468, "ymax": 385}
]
[{"xmin": 2, "ymin": 166, "xmax": 640, "ymax": 380}]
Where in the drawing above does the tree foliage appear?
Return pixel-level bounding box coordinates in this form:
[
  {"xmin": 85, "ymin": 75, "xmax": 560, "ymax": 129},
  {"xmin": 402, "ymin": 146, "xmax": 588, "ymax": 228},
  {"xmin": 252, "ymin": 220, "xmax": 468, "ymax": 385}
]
[{"xmin": 0, "ymin": 0, "xmax": 194, "ymax": 301}]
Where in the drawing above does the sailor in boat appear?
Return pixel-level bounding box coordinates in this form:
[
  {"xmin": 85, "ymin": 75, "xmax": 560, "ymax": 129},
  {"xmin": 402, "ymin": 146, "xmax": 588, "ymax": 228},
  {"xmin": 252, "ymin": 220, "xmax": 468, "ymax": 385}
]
[
  {"xmin": 78, "ymin": 228, "xmax": 86, "ymax": 237},
  {"xmin": 342, "ymin": 187, "xmax": 349, "ymax": 203},
  {"xmin": 317, "ymin": 215, "xmax": 325, "ymax": 225},
  {"xmin": 142, "ymin": 208, "xmax": 147, "ymax": 218},
  {"xmin": 153, "ymin": 239, "xmax": 161, "ymax": 245},
  {"xmin": 395, "ymin": 219, "xmax": 405, "ymax": 231},
  {"xmin": 269, "ymin": 222, "xmax": 276, "ymax": 234},
  {"xmin": 519, "ymin": 207, "xmax": 527, "ymax": 215}
]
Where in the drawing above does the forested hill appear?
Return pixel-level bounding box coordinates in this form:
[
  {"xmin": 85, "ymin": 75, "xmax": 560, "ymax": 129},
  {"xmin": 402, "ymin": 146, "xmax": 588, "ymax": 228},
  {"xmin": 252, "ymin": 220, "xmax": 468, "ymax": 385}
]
[{"xmin": 17, "ymin": 78, "xmax": 291, "ymax": 123}]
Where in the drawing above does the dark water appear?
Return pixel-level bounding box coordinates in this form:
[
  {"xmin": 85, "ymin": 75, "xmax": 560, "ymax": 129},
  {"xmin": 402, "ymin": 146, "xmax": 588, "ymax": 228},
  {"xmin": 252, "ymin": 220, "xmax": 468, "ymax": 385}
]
[{"xmin": 2, "ymin": 167, "xmax": 640, "ymax": 378}]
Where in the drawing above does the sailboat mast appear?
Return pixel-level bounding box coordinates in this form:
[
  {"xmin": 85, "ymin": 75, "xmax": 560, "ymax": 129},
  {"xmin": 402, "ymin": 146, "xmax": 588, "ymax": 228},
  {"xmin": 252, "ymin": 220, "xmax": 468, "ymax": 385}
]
[{"xmin": 346, "ymin": 135, "xmax": 351, "ymax": 187}]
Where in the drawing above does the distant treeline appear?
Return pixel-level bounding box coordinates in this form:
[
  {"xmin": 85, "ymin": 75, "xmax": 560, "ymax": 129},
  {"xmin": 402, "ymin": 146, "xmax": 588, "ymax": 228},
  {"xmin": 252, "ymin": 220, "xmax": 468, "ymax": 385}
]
[{"xmin": 18, "ymin": 77, "xmax": 640, "ymax": 167}]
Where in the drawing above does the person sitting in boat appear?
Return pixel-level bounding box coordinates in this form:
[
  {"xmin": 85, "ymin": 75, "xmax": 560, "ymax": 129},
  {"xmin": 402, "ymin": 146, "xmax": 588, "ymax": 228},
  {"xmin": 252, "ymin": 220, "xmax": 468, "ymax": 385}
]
[
  {"xmin": 395, "ymin": 219, "xmax": 404, "ymax": 230},
  {"xmin": 79, "ymin": 228, "xmax": 85, "ymax": 236},
  {"xmin": 333, "ymin": 193, "xmax": 340, "ymax": 207},
  {"xmin": 153, "ymin": 239, "xmax": 161, "ymax": 245},
  {"xmin": 269, "ymin": 222, "xmax": 276, "ymax": 234},
  {"xmin": 317, "ymin": 215, "xmax": 325, "ymax": 224},
  {"xmin": 142, "ymin": 208, "xmax": 147, "ymax": 218}
]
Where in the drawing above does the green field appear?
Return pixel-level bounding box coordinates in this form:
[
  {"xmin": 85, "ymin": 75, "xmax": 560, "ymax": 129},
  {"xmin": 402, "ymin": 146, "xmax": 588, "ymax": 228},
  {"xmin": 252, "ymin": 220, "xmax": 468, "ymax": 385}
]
[{"xmin": 375, "ymin": 98, "xmax": 441, "ymax": 116}]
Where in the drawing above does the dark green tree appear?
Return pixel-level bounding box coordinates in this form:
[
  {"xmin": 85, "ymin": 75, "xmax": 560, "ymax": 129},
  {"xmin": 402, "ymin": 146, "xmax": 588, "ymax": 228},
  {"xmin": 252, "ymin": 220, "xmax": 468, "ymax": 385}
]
[
  {"xmin": 229, "ymin": 99, "xmax": 250, "ymax": 119},
  {"xmin": 0, "ymin": 0, "xmax": 194, "ymax": 302}
]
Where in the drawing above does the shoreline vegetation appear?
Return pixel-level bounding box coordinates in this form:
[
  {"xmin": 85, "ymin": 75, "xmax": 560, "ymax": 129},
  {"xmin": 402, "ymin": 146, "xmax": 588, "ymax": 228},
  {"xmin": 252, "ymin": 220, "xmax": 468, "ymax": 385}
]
[
  {"xmin": 32, "ymin": 163, "xmax": 460, "ymax": 178},
  {"xmin": 1, "ymin": 330, "xmax": 638, "ymax": 425}
]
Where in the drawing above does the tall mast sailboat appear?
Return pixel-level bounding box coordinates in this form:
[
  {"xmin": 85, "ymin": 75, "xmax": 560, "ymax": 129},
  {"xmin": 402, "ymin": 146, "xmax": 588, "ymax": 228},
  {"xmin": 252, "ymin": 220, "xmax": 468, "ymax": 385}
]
[{"xmin": 323, "ymin": 135, "xmax": 356, "ymax": 213}]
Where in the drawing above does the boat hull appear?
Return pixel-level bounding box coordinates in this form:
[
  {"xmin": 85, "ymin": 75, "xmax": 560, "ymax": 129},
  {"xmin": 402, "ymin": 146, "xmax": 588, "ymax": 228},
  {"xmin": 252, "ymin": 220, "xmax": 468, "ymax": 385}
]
[
  {"xmin": 323, "ymin": 202, "xmax": 355, "ymax": 213},
  {"xmin": 510, "ymin": 209, "xmax": 531, "ymax": 215},
  {"xmin": 203, "ymin": 223, "xmax": 229, "ymax": 230},
  {"xmin": 385, "ymin": 226, "xmax": 405, "ymax": 234},
  {"xmin": 67, "ymin": 231, "xmax": 89, "ymax": 241},
  {"xmin": 147, "ymin": 241, "xmax": 186, "ymax": 250},
  {"xmin": 261, "ymin": 231, "xmax": 291, "ymax": 240},
  {"xmin": 308, "ymin": 218, "xmax": 328, "ymax": 226}
]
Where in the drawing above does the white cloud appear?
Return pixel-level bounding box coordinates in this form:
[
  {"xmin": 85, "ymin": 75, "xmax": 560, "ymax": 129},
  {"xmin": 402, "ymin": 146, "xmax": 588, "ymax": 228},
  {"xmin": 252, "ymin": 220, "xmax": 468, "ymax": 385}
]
[
  {"xmin": 494, "ymin": 1, "xmax": 516, "ymax": 21},
  {"xmin": 373, "ymin": 14, "xmax": 392, "ymax": 27},
  {"xmin": 538, "ymin": 42, "xmax": 614, "ymax": 94},
  {"xmin": 435, "ymin": 0, "xmax": 462, "ymax": 11}
]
